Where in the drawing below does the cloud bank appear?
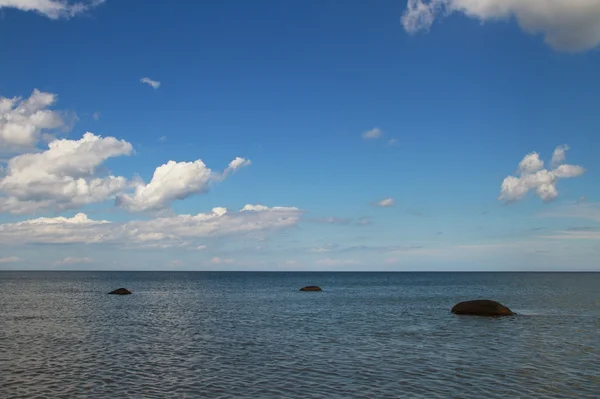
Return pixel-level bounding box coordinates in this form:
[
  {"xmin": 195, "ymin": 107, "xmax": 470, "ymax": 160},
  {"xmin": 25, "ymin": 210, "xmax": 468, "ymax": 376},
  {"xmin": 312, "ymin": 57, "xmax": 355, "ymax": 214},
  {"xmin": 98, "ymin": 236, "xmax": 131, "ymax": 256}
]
[
  {"xmin": 401, "ymin": 0, "xmax": 600, "ymax": 52},
  {"xmin": 0, "ymin": 205, "xmax": 302, "ymax": 248}
]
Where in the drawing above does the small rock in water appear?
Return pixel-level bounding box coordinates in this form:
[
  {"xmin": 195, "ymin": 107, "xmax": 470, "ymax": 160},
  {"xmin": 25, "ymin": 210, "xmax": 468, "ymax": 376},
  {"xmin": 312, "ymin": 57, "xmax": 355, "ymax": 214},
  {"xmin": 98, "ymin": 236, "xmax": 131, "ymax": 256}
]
[
  {"xmin": 299, "ymin": 286, "xmax": 322, "ymax": 292},
  {"xmin": 451, "ymin": 299, "xmax": 514, "ymax": 316},
  {"xmin": 108, "ymin": 288, "xmax": 132, "ymax": 295}
]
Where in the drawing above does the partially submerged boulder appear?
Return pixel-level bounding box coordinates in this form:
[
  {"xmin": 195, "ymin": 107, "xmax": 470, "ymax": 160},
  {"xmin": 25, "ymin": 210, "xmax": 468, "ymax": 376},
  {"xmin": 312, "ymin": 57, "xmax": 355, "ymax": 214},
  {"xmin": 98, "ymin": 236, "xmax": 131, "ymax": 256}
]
[
  {"xmin": 451, "ymin": 300, "xmax": 514, "ymax": 316},
  {"xmin": 108, "ymin": 288, "xmax": 132, "ymax": 295},
  {"xmin": 299, "ymin": 286, "xmax": 322, "ymax": 292}
]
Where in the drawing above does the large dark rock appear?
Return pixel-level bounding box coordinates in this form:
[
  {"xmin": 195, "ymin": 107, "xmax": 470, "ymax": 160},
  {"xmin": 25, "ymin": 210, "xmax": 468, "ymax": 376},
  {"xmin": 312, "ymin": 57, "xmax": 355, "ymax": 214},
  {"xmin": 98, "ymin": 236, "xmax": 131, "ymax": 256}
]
[
  {"xmin": 451, "ymin": 300, "xmax": 514, "ymax": 316},
  {"xmin": 108, "ymin": 288, "xmax": 132, "ymax": 295},
  {"xmin": 299, "ymin": 286, "xmax": 322, "ymax": 292}
]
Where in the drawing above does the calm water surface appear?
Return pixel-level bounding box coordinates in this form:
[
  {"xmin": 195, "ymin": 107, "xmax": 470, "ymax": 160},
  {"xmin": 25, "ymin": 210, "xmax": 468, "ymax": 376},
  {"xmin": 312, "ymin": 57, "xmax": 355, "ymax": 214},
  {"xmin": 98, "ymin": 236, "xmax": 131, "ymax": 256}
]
[{"xmin": 1, "ymin": 272, "xmax": 599, "ymax": 398}]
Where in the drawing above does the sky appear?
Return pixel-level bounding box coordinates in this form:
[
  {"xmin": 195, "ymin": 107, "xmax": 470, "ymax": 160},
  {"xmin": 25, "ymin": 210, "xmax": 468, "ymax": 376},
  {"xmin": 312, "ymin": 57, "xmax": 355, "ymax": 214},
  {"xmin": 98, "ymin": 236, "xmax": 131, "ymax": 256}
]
[{"xmin": 0, "ymin": 0, "xmax": 599, "ymax": 271}]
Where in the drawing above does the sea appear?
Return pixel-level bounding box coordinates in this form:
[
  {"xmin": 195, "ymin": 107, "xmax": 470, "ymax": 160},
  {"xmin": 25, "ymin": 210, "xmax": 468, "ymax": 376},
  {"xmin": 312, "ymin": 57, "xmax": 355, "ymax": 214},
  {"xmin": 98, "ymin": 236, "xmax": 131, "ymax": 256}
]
[{"xmin": 1, "ymin": 272, "xmax": 599, "ymax": 399}]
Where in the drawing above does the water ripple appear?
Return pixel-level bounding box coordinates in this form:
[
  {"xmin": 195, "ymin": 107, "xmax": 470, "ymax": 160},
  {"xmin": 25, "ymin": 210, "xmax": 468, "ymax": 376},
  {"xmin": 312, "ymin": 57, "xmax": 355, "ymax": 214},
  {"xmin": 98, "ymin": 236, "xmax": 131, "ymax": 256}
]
[{"xmin": 1, "ymin": 271, "xmax": 599, "ymax": 398}]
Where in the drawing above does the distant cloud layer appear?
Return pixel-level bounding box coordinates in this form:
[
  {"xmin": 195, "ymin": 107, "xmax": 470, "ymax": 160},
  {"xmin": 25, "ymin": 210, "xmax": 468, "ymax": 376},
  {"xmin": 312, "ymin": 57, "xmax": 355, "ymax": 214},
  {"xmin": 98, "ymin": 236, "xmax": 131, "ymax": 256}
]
[
  {"xmin": 402, "ymin": 0, "xmax": 600, "ymax": 52},
  {"xmin": 140, "ymin": 77, "xmax": 161, "ymax": 89},
  {"xmin": 0, "ymin": 0, "xmax": 105, "ymax": 19},
  {"xmin": 0, "ymin": 205, "xmax": 302, "ymax": 248},
  {"xmin": 498, "ymin": 145, "xmax": 586, "ymax": 203}
]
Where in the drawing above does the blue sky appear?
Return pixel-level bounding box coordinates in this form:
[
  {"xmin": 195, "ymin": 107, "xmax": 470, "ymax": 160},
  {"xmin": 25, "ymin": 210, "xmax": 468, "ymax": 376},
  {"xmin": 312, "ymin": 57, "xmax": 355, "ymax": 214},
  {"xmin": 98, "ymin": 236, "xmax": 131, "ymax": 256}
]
[{"xmin": 0, "ymin": 0, "xmax": 599, "ymax": 271}]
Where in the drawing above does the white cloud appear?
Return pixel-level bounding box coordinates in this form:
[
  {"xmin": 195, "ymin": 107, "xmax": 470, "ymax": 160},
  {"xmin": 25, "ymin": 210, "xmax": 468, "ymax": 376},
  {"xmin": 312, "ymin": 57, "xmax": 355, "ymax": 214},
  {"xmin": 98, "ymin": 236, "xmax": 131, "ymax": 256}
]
[
  {"xmin": 0, "ymin": 132, "xmax": 133, "ymax": 214},
  {"xmin": 498, "ymin": 146, "xmax": 586, "ymax": 203},
  {"xmin": 92, "ymin": 112, "xmax": 101, "ymax": 121},
  {"xmin": 0, "ymin": 89, "xmax": 68, "ymax": 149},
  {"xmin": 0, "ymin": 256, "xmax": 22, "ymax": 264},
  {"xmin": 538, "ymin": 231, "xmax": 600, "ymax": 240},
  {"xmin": 316, "ymin": 258, "xmax": 361, "ymax": 266},
  {"xmin": 401, "ymin": 0, "xmax": 600, "ymax": 52},
  {"xmin": 0, "ymin": 0, "xmax": 104, "ymax": 19},
  {"xmin": 55, "ymin": 256, "xmax": 93, "ymax": 265},
  {"xmin": 387, "ymin": 138, "xmax": 398, "ymax": 146},
  {"xmin": 309, "ymin": 243, "xmax": 338, "ymax": 253},
  {"xmin": 210, "ymin": 256, "xmax": 235, "ymax": 264},
  {"xmin": 0, "ymin": 204, "xmax": 302, "ymax": 247},
  {"xmin": 116, "ymin": 157, "xmax": 251, "ymax": 212},
  {"xmin": 551, "ymin": 144, "xmax": 568, "ymax": 168},
  {"xmin": 374, "ymin": 197, "xmax": 395, "ymax": 207},
  {"xmin": 140, "ymin": 77, "xmax": 161, "ymax": 89},
  {"xmin": 361, "ymin": 128, "xmax": 382, "ymax": 140}
]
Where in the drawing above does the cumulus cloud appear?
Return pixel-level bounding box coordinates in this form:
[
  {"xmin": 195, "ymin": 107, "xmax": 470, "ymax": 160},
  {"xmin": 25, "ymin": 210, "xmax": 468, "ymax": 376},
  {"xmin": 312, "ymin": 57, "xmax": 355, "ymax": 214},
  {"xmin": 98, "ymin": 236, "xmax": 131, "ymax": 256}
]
[
  {"xmin": 374, "ymin": 197, "xmax": 395, "ymax": 207},
  {"xmin": 0, "ymin": 256, "xmax": 22, "ymax": 264},
  {"xmin": 361, "ymin": 128, "xmax": 382, "ymax": 140},
  {"xmin": 0, "ymin": 204, "xmax": 302, "ymax": 247},
  {"xmin": 116, "ymin": 157, "xmax": 251, "ymax": 212},
  {"xmin": 0, "ymin": 133, "xmax": 133, "ymax": 214},
  {"xmin": 498, "ymin": 146, "xmax": 586, "ymax": 203},
  {"xmin": 401, "ymin": 0, "xmax": 600, "ymax": 52},
  {"xmin": 55, "ymin": 256, "xmax": 93, "ymax": 265},
  {"xmin": 0, "ymin": 89, "xmax": 69, "ymax": 149},
  {"xmin": 0, "ymin": 0, "xmax": 104, "ymax": 19},
  {"xmin": 140, "ymin": 77, "xmax": 161, "ymax": 89}
]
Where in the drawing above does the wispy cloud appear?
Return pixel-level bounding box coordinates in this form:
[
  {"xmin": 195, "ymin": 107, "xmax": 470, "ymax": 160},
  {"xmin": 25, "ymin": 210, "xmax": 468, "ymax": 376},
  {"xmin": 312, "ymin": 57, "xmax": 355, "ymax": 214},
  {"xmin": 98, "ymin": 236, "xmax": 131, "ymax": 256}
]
[
  {"xmin": 55, "ymin": 257, "xmax": 93, "ymax": 265},
  {"xmin": 566, "ymin": 226, "xmax": 597, "ymax": 232},
  {"xmin": 210, "ymin": 257, "xmax": 235, "ymax": 264},
  {"xmin": 0, "ymin": 0, "xmax": 105, "ymax": 20},
  {"xmin": 387, "ymin": 138, "xmax": 398, "ymax": 146},
  {"xmin": 357, "ymin": 217, "xmax": 372, "ymax": 225},
  {"xmin": 140, "ymin": 77, "xmax": 161, "ymax": 89},
  {"xmin": 309, "ymin": 243, "xmax": 338, "ymax": 253},
  {"xmin": 343, "ymin": 244, "xmax": 423, "ymax": 253},
  {"xmin": 361, "ymin": 127, "xmax": 382, "ymax": 140},
  {"xmin": 0, "ymin": 256, "xmax": 22, "ymax": 264},
  {"xmin": 373, "ymin": 197, "xmax": 395, "ymax": 207},
  {"xmin": 92, "ymin": 111, "xmax": 101, "ymax": 121},
  {"xmin": 537, "ymin": 202, "xmax": 600, "ymax": 222},
  {"xmin": 309, "ymin": 216, "xmax": 352, "ymax": 225},
  {"xmin": 538, "ymin": 231, "xmax": 600, "ymax": 240}
]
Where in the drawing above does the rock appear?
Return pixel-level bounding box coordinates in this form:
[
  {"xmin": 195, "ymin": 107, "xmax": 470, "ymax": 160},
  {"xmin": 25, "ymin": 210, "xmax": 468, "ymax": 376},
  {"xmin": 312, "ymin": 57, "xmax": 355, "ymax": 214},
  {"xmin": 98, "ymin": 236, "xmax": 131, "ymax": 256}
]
[
  {"xmin": 108, "ymin": 288, "xmax": 132, "ymax": 295},
  {"xmin": 451, "ymin": 300, "xmax": 514, "ymax": 316},
  {"xmin": 299, "ymin": 286, "xmax": 322, "ymax": 292}
]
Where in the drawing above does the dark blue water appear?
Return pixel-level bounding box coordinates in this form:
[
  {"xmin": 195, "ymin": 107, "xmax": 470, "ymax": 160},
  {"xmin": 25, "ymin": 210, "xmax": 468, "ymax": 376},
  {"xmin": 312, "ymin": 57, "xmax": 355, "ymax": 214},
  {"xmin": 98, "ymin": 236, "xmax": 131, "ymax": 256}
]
[{"xmin": 1, "ymin": 272, "xmax": 599, "ymax": 398}]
